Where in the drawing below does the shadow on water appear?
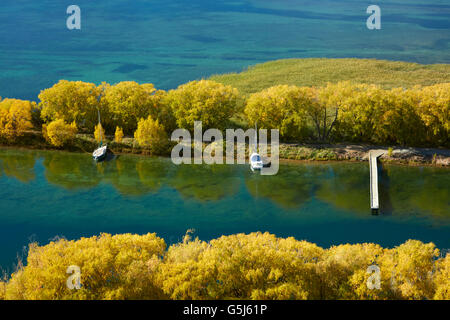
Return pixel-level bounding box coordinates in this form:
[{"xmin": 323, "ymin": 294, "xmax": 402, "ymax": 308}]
[
  {"xmin": 379, "ymin": 162, "xmax": 393, "ymax": 216},
  {"xmin": 315, "ymin": 163, "xmax": 369, "ymax": 215},
  {"xmin": 103, "ymin": 149, "xmax": 118, "ymax": 162},
  {"xmin": 0, "ymin": 148, "xmax": 448, "ymax": 220}
]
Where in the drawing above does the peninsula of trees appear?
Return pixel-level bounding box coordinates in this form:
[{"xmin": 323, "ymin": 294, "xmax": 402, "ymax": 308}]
[{"xmin": 0, "ymin": 58, "xmax": 448, "ymax": 155}]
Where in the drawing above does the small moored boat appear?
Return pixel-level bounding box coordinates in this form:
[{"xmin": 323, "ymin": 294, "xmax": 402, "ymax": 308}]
[
  {"xmin": 93, "ymin": 105, "xmax": 108, "ymax": 162},
  {"xmin": 93, "ymin": 144, "xmax": 107, "ymax": 162},
  {"xmin": 250, "ymin": 152, "xmax": 263, "ymax": 171},
  {"xmin": 250, "ymin": 122, "xmax": 263, "ymax": 172}
]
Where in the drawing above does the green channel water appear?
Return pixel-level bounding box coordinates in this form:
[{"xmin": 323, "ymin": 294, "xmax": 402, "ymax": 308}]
[
  {"xmin": 0, "ymin": 0, "xmax": 449, "ymax": 100},
  {"xmin": 0, "ymin": 148, "xmax": 449, "ymax": 270}
]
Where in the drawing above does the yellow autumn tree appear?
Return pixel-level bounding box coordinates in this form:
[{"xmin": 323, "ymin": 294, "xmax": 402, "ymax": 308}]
[
  {"xmin": 382, "ymin": 240, "xmax": 439, "ymax": 299},
  {"xmin": 0, "ymin": 233, "xmax": 448, "ymax": 300},
  {"xmin": 166, "ymin": 80, "xmax": 239, "ymax": 131},
  {"xmin": 336, "ymin": 83, "xmax": 386, "ymax": 143},
  {"xmin": 375, "ymin": 88, "xmax": 426, "ymax": 146},
  {"xmin": 245, "ymin": 85, "xmax": 311, "ymax": 141},
  {"xmin": 94, "ymin": 123, "xmax": 105, "ymax": 143},
  {"xmin": 433, "ymin": 253, "xmax": 450, "ymax": 299},
  {"xmin": 0, "ymin": 281, "xmax": 5, "ymax": 300},
  {"xmin": 349, "ymin": 240, "xmax": 441, "ymax": 300},
  {"xmin": 44, "ymin": 119, "xmax": 77, "ymax": 147},
  {"xmin": 316, "ymin": 243, "xmax": 385, "ymax": 300},
  {"xmin": 114, "ymin": 126, "xmax": 124, "ymax": 143},
  {"xmin": 314, "ymin": 81, "xmax": 356, "ymax": 141},
  {"xmin": 0, "ymin": 99, "xmax": 34, "ymax": 140},
  {"xmin": 134, "ymin": 116, "xmax": 168, "ymax": 154},
  {"xmin": 39, "ymin": 80, "xmax": 102, "ymax": 131},
  {"xmin": 158, "ymin": 232, "xmax": 324, "ymax": 300},
  {"xmin": 102, "ymin": 81, "xmax": 163, "ymax": 134},
  {"xmin": 416, "ymin": 83, "xmax": 450, "ymax": 146}
]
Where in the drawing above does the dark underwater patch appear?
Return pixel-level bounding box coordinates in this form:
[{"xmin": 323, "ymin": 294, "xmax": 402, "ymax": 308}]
[
  {"xmin": 156, "ymin": 62, "xmax": 197, "ymax": 67},
  {"xmin": 112, "ymin": 63, "xmax": 149, "ymax": 73},
  {"xmin": 183, "ymin": 35, "xmax": 222, "ymax": 43}
]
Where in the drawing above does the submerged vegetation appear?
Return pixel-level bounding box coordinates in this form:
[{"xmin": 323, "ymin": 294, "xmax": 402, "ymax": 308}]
[{"xmin": 0, "ymin": 232, "xmax": 448, "ymax": 300}]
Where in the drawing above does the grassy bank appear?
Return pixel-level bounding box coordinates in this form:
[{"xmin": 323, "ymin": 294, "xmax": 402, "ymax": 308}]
[{"xmin": 210, "ymin": 58, "xmax": 450, "ymax": 96}]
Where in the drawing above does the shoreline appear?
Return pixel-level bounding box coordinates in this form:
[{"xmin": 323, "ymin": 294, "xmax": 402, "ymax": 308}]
[
  {"xmin": 279, "ymin": 143, "xmax": 450, "ymax": 167},
  {"xmin": 1, "ymin": 137, "xmax": 449, "ymax": 168}
]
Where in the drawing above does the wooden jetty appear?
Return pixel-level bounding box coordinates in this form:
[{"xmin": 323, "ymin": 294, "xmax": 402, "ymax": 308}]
[{"xmin": 369, "ymin": 150, "xmax": 385, "ymax": 214}]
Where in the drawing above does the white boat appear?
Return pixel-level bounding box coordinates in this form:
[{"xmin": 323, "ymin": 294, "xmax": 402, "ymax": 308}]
[
  {"xmin": 93, "ymin": 144, "xmax": 107, "ymax": 162},
  {"xmin": 250, "ymin": 122, "xmax": 263, "ymax": 171},
  {"xmin": 93, "ymin": 106, "xmax": 108, "ymax": 162},
  {"xmin": 250, "ymin": 152, "xmax": 263, "ymax": 171}
]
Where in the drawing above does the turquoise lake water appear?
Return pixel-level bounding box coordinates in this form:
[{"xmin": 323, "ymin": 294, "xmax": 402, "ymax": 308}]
[
  {"xmin": 0, "ymin": 148, "xmax": 449, "ymax": 270},
  {"xmin": 0, "ymin": 0, "xmax": 449, "ymax": 100}
]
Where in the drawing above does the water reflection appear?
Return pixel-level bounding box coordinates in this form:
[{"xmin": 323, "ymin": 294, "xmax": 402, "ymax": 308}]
[
  {"xmin": 167, "ymin": 164, "xmax": 240, "ymax": 201},
  {"xmin": 245, "ymin": 165, "xmax": 318, "ymax": 209},
  {"xmin": 0, "ymin": 148, "xmax": 448, "ymax": 221},
  {"xmin": 386, "ymin": 165, "xmax": 450, "ymax": 220},
  {"xmin": 103, "ymin": 157, "xmax": 152, "ymax": 196},
  {"xmin": 43, "ymin": 152, "xmax": 101, "ymax": 190},
  {"xmin": 0, "ymin": 149, "xmax": 36, "ymax": 183},
  {"xmin": 315, "ymin": 164, "xmax": 369, "ymax": 214},
  {"xmin": 136, "ymin": 158, "xmax": 169, "ymax": 193}
]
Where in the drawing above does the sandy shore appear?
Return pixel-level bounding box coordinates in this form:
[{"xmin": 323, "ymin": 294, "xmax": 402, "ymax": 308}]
[{"xmin": 279, "ymin": 143, "xmax": 450, "ymax": 166}]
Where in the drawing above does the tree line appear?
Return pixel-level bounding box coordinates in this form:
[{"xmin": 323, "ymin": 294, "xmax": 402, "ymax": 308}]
[
  {"xmin": 0, "ymin": 232, "xmax": 448, "ymax": 300},
  {"xmin": 0, "ymin": 79, "xmax": 448, "ymax": 150}
]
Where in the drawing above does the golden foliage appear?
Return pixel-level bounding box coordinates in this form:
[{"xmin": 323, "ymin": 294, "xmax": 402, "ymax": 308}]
[
  {"xmin": 0, "ymin": 98, "xmax": 34, "ymax": 140},
  {"xmin": 416, "ymin": 83, "xmax": 450, "ymax": 146},
  {"xmin": 1, "ymin": 233, "xmax": 448, "ymax": 300},
  {"xmin": 102, "ymin": 81, "xmax": 166, "ymax": 134},
  {"xmin": 134, "ymin": 116, "xmax": 168, "ymax": 154},
  {"xmin": 0, "ymin": 281, "xmax": 5, "ymax": 300},
  {"xmin": 244, "ymin": 81, "xmax": 449, "ymax": 146},
  {"xmin": 433, "ymin": 253, "xmax": 450, "ymax": 299},
  {"xmin": 166, "ymin": 80, "xmax": 239, "ymax": 131},
  {"xmin": 39, "ymin": 80, "xmax": 102, "ymax": 131},
  {"xmin": 94, "ymin": 123, "xmax": 105, "ymax": 143},
  {"xmin": 114, "ymin": 126, "xmax": 124, "ymax": 143},
  {"xmin": 1, "ymin": 78, "xmax": 447, "ymax": 148},
  {"xmin": 244, "ymin": 85, "xmax": 311, "ymax": 140},
  {"xmin": 24, "ymin": 79, "xmax": 450, "ymax": 148},
  {"xmin": 5, "ymin": 233, "xmax": 166, "ymax": 300},
  {"xmin": 44, "ymin": 119, "xmax": 77, "ymax": 147},
  {"xmin": 336, "ymin": 82, "xmax": 450, "ymax": 146},
  {"xmin": 381, "ymin": 240, "xmax": 438, "ymax": 299}
]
